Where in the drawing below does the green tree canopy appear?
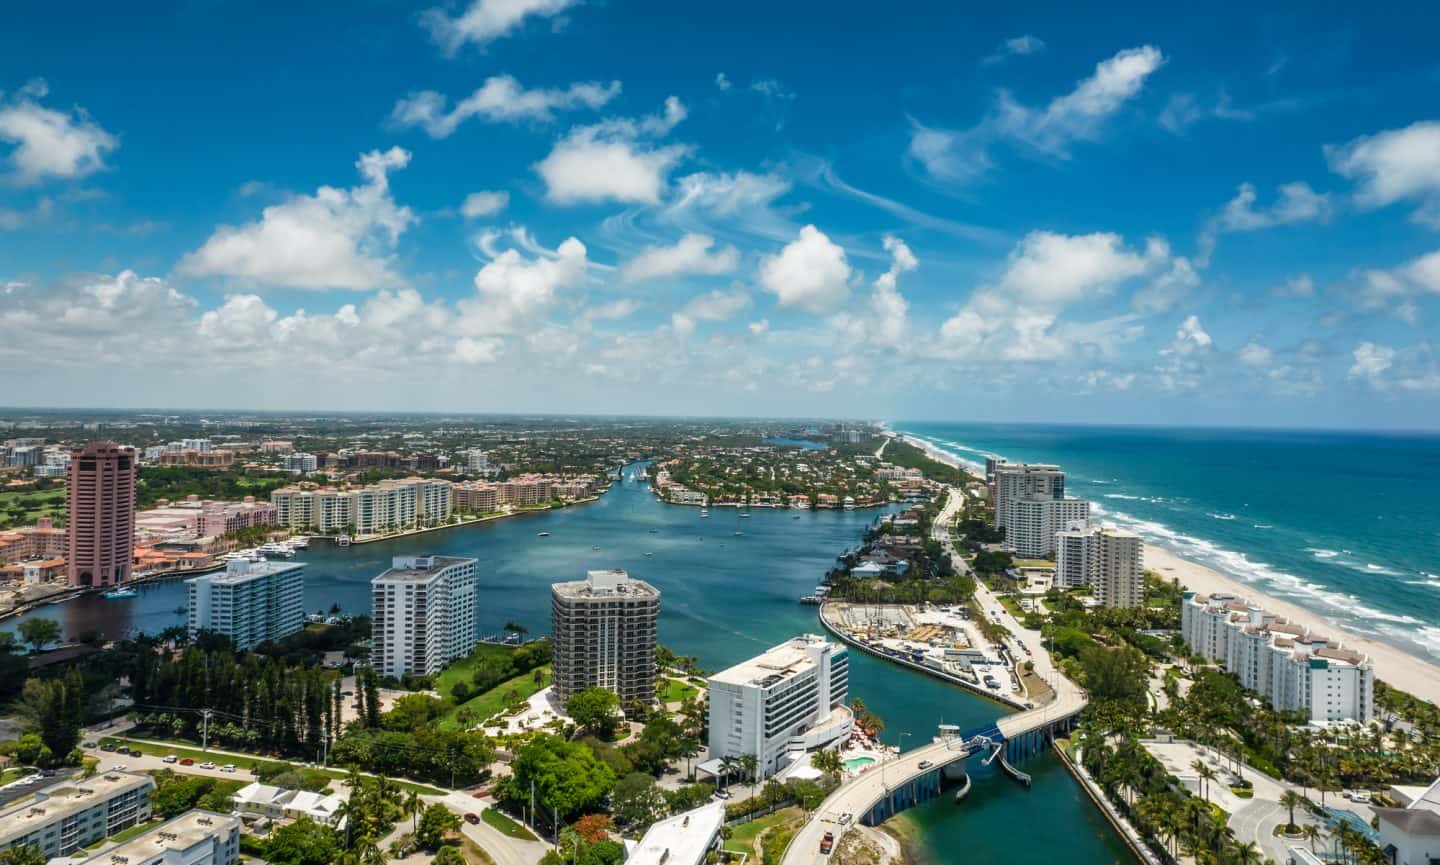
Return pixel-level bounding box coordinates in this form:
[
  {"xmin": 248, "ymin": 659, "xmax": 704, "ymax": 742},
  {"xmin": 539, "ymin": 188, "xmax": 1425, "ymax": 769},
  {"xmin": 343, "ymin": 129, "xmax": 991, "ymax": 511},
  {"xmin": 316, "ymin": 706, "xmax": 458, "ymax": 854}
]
[
  {"xmin": 506, "ymin": 734, "xmax": 617, "ymax": 821},
  {"xmin": 567, "ymin": 687, "xmax": 621, "ymax": 738},
  {"xmin": 17, "ymin": 618, "xmax": 60, "ymax": 653}
]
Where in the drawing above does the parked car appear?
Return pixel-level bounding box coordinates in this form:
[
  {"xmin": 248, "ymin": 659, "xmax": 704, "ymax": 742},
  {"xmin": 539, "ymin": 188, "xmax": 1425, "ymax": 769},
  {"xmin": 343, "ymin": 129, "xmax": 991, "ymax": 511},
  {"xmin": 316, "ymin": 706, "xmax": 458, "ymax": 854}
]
[
  {"xmin": 100, "ymin": 743, "xmax": 117, "ymax": 752},
  {"xmin": 917, "ymin": 760, "xmax": 933, "ymax": 770},
  {"xmin": 113, "ymin": 764, "xmax": 128, "ymax": 771},
  {"xmin": 179, "ymin": 758, "xmax": 195, "ymax": 766},
  {"xmin": 82, "ymin": 741, "xmax": 97, "ymax": 749},
  {"xmin": 162, "ymin": 755, "xmax": 178, "ymax": 764},
  {"xmin": 199, "ymin": 761, "xmax": 217, "ymax": 770},
  {"xmin": 219, "ymin": 764, "xmax": 237, "ymax": 773},
  {"xmin": 464, "ymin": 813, "xmax": 480, "ymax": 825},
  {"xmin": 128, "ymin": 749, "xmax": 143, "ymax": 758},
  {"xmin": 713, "ymin": 788, "xmax": 731, "ymax": 799},
  {"xmin": 820, "ymin": 833, "xmax": 834, "ymax": 855}
]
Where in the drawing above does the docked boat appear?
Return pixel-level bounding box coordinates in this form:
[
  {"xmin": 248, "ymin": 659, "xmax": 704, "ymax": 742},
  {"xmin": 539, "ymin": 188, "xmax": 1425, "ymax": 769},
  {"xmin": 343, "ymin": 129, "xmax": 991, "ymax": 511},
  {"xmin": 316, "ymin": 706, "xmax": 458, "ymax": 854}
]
[
  {"xmin": 799, "ymin": 595, "xmax": 822, "ymax": 605},
  {"xmin": 289, "ymin": 536, "xmax": 309, "ymax": 548},
  {"xmin": 337, "ymin": 535, "xmax": 352, "ymax": 547},
  {"xmin": 103, "ymin": 587, "xmax": 139, "ymax": 600}
]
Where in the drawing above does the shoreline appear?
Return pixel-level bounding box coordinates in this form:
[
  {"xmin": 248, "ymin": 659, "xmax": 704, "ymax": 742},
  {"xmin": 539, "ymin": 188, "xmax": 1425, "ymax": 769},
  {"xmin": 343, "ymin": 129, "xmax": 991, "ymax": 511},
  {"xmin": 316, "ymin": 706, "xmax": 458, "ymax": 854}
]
[
  {"xmin": 1146, "ymin": 544, "xmax": 1440, "ymax": 704},
  {"xmin": 898, "ymin": 431, "xmax": 1440, "ymax": 705},
  {"xmin": 329, "ymin": 490, "xmax": 608, "ymax": 545}
]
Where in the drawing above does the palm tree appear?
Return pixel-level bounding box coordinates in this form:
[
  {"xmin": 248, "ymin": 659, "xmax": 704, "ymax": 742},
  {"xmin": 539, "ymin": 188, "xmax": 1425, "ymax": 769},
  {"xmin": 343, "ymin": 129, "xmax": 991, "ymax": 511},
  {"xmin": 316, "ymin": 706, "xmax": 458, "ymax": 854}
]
[
  {"xmin": 812, "ymin": 749, "xmax": 843, "ymax": 777},
  {"xmin": 1191, "ymin": 759, "xmax": 1217, "ymax": 803},
  {"xmin": 1280, "ymin": 789, "xmax": 1305, "ymax": 833},
  {"xmin": 1234, "ymin": 840, "xmax": 1262, "ymax": 865},
  {"xmin": 718, "ymin": 755, "xmax": 741, "ymax": 792},
  {"xmin": 406, "ymin": 790, "xmax": 422, "ymax": 833},
  {"xmin": 1303, "ymin": 823, "xmax": 1324, "ymax": 853},
  {"xmin": 740, "ymin": 753, "xmax": 759, "ymax": 800}
]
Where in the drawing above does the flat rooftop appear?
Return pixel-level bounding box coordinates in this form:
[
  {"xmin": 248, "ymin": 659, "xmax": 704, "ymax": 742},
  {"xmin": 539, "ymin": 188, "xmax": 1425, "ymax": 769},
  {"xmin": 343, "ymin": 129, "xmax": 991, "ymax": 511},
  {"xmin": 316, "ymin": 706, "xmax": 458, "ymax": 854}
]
[
  {"xmin": 0, "ymin": 772, "xmax": 153, "ymax": 843},
  {"xmin": 190, "ymin": 558, "xmax": 305, "ymax": 585},
  {"xmin": 80, "ymin": 809, "xmax": 239, "ymax": 865},
  {"xmin": 373, "ymin": 554, "xmax": 475, "ymax": 582},
  {"xmin": 710, "ymin": 634, "xmax": 836, "ymax": 688},
  {"xmin": 627, "ymin": 802, "xmax": 725, "ymax": 865},
  {"xmin": 553, "ymin": 568, "xmax": 659, "ymax": 599}
]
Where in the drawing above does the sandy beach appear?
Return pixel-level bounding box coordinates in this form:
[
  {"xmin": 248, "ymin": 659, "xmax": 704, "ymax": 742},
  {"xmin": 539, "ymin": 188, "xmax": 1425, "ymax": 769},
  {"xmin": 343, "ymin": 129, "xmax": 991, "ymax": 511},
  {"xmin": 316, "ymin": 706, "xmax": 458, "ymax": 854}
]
[{"xmin": 899, "ymin": 433, "xmax": 1440, "ymax": 706}]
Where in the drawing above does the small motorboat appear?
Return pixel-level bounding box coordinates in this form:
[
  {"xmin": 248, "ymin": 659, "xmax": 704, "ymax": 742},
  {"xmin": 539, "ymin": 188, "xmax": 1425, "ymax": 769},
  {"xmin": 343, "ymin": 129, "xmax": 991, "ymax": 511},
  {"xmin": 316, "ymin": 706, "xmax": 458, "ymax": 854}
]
[
  {"xmin": 644, "ymin": 552, "xmax": 654, "ymax": 557},
  {"xmin": 591, "ymin": 545, "xmax": 601, "ymax": 551},
  {"xmin": 538, "ymin": 532, "xmax": 551, "ymax": 537},
  {"xmin": 104, "ymin": 587, "xmax": 139, "ymax": 600}
]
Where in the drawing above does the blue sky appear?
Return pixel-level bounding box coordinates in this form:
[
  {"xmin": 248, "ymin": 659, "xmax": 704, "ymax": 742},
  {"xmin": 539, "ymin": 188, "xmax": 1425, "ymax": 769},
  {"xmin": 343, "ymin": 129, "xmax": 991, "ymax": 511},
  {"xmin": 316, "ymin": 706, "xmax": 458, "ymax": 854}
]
[{"xmin": 2, "ymin": 0, "xmax": 1439, "ymax": 428}]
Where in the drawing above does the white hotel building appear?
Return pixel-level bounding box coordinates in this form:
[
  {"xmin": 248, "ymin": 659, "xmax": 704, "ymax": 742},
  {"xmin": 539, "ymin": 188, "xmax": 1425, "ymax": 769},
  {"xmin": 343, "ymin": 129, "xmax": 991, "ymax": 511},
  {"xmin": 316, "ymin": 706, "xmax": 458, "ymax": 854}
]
[
  {"xmin": 371, "ymin": 555, "xmax": 477, "ymax": 679},
  {"xmin": 1181, "ymin": 592, "xmax": 1374, "ymax": 723},
  {"xmin": 1005, "ymin": 496, "xmax": 1091, "ymax": 559},
  {"xmin": 706, "ymin": 634, "xmax": 852, "ymax": 779},
  {"xmin": 187, "ymin": 559, "xmax": 306, "ymax": 649},
  {"xmin": 74, "ymin": 809, "xmax": 241, "ymax": 865}
]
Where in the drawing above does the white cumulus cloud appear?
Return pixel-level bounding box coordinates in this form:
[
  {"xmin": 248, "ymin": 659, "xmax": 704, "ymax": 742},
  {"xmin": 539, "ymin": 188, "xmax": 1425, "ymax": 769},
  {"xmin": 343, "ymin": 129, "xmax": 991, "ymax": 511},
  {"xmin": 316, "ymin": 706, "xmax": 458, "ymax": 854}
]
[
  {"xmin": 177, "ymin": 147, "xmax": 415, "ymax": 290},
  {"xmin": 422, "ymin": 0, "xmax": 577, "ymax": 55},
  {"xmin": 0, "ymin": 79, "xmax": 118, "ymax": 185},
  {"xmin": 1328, "ymin": 121, "xmax": 1440, "ymax": 225},
  {"xmin": 535, "ymin": 98, "xmax": 689, "ymax": 205},
  {"xmin": 620, "ymin": 233, "xmax": 739, "ymax": 282},
  {"xmin": 458, "ymin": 235, "xmax": 588, "ymax": 335},
  {"xmin": 390, "ymin": 75, "xmax": 620, "ymax": 137},
  {"xmin": 982, "ymin": 34, "xmax": 1047, "ymax": 66},
  {"xmin": 759, "ymin": 225, "xmax": 852, "ymax": 314},
  {"xmin": 460, "ymin": 190, "xmax": 510, "ymax": 219}
]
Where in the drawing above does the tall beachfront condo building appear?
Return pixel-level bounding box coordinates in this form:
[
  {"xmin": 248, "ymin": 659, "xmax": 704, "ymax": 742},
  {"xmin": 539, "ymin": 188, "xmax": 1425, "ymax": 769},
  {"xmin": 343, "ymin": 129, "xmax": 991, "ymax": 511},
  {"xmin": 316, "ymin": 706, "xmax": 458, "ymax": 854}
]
[
  {"xmin": 371, "ymin": 555, "xmax": 477, "ymax": 679},
  {"xmin": 1005, "ymin": 496, "xmax": 1090, "ymax": 558},
  {"xmin": 73, "ymin": 810, "xmax": 241, "ymax": 865},
  {"xmin": 271, "ymin": 477, "xmax": 452, "ymax": 535},
  {"xmin": 1181, "ymin": 592, "xmax": 1374, "ymax": 723},
  {"xmin": 1054, "ymin": 525, "xmax": 1144, "ymax": 607},
  {"xmin": 66, "ymin": 442, "xmax": 136, "ymax": 587},
  {"xmin": 984, "ymin": 455, "xmax": 1007, "ymax": 484},
  {"xmin": 465, "ymin": 449, "xmax": 489, "ymax": 474},
  {"xmin": 187, "ymin": 559, "xmax": 306, "ymax": 650},
  {"xmin": 993, "ymin": 463, "xmax": 1065, "ymax": 529},
  {"xmin": 551, "ymin": 569, "xmax": 660, "ymax": 708},
  {"xmin": 706, "ymin": 634, "xmax": 852, "ymax": 778},
  {"xmin": 0, "ymin": 771, "xmax": 154, "ymax": 859}
]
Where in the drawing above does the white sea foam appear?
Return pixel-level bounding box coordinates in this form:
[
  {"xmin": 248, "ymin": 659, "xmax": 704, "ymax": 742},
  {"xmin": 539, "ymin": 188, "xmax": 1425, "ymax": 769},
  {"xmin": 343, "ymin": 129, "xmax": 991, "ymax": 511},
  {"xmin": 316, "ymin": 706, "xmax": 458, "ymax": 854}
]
[{"xmin": 902, "ymin": 427, "xmax": 1439, "ymax": 658}]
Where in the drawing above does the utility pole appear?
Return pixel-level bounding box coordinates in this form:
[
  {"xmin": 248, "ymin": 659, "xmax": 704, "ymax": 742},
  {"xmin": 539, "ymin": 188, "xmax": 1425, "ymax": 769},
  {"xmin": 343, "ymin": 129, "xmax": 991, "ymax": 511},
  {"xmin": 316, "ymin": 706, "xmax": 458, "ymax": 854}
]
[{"xmin": 201, "ymin": 708, "xmax": 212, "ymax": 752}]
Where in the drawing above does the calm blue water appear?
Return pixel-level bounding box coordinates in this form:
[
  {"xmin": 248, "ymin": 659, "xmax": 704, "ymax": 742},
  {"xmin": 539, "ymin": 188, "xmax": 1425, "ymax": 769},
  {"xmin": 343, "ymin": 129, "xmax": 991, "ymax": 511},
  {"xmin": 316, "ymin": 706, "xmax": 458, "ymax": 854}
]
[
  {"xmin": 899, "ymin": 421, "xmax": 1440, "ymax": 660},
  {"xmin": 4, "ymin": 463, "xmax": 1133, "ymax": 865}
]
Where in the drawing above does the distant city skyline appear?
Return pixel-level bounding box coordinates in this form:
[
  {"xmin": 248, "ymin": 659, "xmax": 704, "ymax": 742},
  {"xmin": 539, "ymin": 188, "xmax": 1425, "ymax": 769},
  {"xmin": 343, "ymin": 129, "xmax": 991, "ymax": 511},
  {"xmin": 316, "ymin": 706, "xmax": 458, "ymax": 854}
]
[{"xmin": 2, "ymin": 2, "xmax": 1439, "ymax": 429}]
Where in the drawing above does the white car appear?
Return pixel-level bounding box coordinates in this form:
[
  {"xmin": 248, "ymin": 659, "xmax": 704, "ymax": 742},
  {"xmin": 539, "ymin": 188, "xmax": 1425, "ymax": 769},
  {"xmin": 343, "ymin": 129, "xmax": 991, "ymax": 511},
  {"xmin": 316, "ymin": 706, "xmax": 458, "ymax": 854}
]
[
  {"xmin": 113, "ymin": 764, "xmax": 128, "ymax": 771},
  {"xmin": 199, "ymin": 761, "xmax": 217, "ymax": 770},
  {"xmin": 162, "ymin": 755, "xmax": 178, "ymax": 764},
  {"xmin": 219, "ymin": 764, "xmax": 237, "ymax": 773}
]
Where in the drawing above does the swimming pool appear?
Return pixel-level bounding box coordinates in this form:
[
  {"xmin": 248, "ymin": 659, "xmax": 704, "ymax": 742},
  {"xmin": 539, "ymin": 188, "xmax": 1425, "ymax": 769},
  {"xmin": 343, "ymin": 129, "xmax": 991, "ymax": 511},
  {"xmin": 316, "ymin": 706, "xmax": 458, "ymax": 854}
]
[{"xmin": 844, "ymin": 756, "xmax": 876, "ymax": 771}]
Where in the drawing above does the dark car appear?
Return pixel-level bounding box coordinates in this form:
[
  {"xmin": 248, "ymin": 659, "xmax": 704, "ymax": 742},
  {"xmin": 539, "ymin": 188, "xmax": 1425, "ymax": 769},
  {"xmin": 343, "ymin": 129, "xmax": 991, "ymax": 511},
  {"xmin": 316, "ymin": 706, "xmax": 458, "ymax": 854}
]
[
  {"xmin": 100, "ymin": 743, "xmax": 117, "ymax": 752},
  {"xmin": 464, "ymin": 813, "xmax": 480, "ymax": 825}
]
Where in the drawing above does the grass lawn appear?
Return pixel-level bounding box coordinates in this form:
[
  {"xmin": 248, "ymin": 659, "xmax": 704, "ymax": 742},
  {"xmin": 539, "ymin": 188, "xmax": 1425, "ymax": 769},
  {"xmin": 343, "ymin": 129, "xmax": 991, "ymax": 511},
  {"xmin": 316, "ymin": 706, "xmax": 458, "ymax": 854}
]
[
  {"xmin": 657, "ymin": 677, "xmax": 699, "ymax": 704},
  {"xmin": 0, "ymin": 487, "xmax": 66, "ymax": 529},
  {"xmin": 100, "ymin": 735, "xmax": 444, "ymax": 795},
  {"xmin": 0, "ymin": 766, "xmax": 33, "ymax": 785},
  {"xmin": 439, "ymin": 666, "xmax": 551, "ymax": 730},
  {"xmin": 724, "ymin": 806, "xmax": 801, "ymax": 855},
  {"xmin": 482, "ymin": 807, "xmax": 538, "ymax": 841},
  {"xmin": 997, "ymin": 595, "xmax": 1024, "ymax": 617},
  {"xmin": 434, "ymin": 644, "xmax": 524, "ymax": 694}
]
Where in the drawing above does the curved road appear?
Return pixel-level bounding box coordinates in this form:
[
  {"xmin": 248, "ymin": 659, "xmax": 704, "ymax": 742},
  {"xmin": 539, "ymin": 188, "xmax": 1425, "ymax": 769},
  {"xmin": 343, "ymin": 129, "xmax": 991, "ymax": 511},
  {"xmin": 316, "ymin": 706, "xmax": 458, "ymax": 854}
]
[{"xmin": 783, "ymin": 486, "xmax": 1088, "ymax": 865}]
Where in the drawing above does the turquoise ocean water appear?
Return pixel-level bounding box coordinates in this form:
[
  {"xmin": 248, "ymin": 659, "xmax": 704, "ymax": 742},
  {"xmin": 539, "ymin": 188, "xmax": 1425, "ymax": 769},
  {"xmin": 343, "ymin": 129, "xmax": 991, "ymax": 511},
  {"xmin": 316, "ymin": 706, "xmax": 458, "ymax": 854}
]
[{"xmin": 898, "ymin": 421, "xmax": 1440, "ymax": 661}]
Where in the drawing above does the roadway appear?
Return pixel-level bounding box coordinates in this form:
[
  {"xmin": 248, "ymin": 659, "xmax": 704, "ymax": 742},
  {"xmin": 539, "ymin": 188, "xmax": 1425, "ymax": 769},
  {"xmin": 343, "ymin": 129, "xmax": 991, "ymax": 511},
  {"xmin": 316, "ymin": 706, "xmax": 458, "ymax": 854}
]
[{"xmin": 784, "ymin": 486, "xmax": 1088, "ymax": 865}]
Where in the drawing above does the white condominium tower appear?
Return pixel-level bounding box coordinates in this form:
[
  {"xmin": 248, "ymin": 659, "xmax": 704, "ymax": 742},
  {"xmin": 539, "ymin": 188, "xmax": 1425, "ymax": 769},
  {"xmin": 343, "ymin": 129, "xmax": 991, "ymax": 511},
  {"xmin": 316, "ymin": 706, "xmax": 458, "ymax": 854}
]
[
  {"xmin": 1006, "ymin": 497, "xmax": 1091, "ymax": 558},
  {"xmin": 1054, "ymin": 525, "xmax": 1144, "ymax": 608},
  {"xmin": 1181, "ymin": 592, "xmax": 1374, "ymax": 723},
  {"xmin": 187, "ymin": 559, "xmax": 306, "ymax": 649},
  {"xmin": 706, "ymin": 634, "xmax": 851, "ymax": 778},
  {"xmin": 371, "ymin": 555, "xmax": 477, "ymax": 679},
  {"xmin": 551, "ymin": 569, "xmax": 660, "ymax": 708},
  {"xmin": 992, "ymin": 463, "xmax": 1065, "ymax": 528}
]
